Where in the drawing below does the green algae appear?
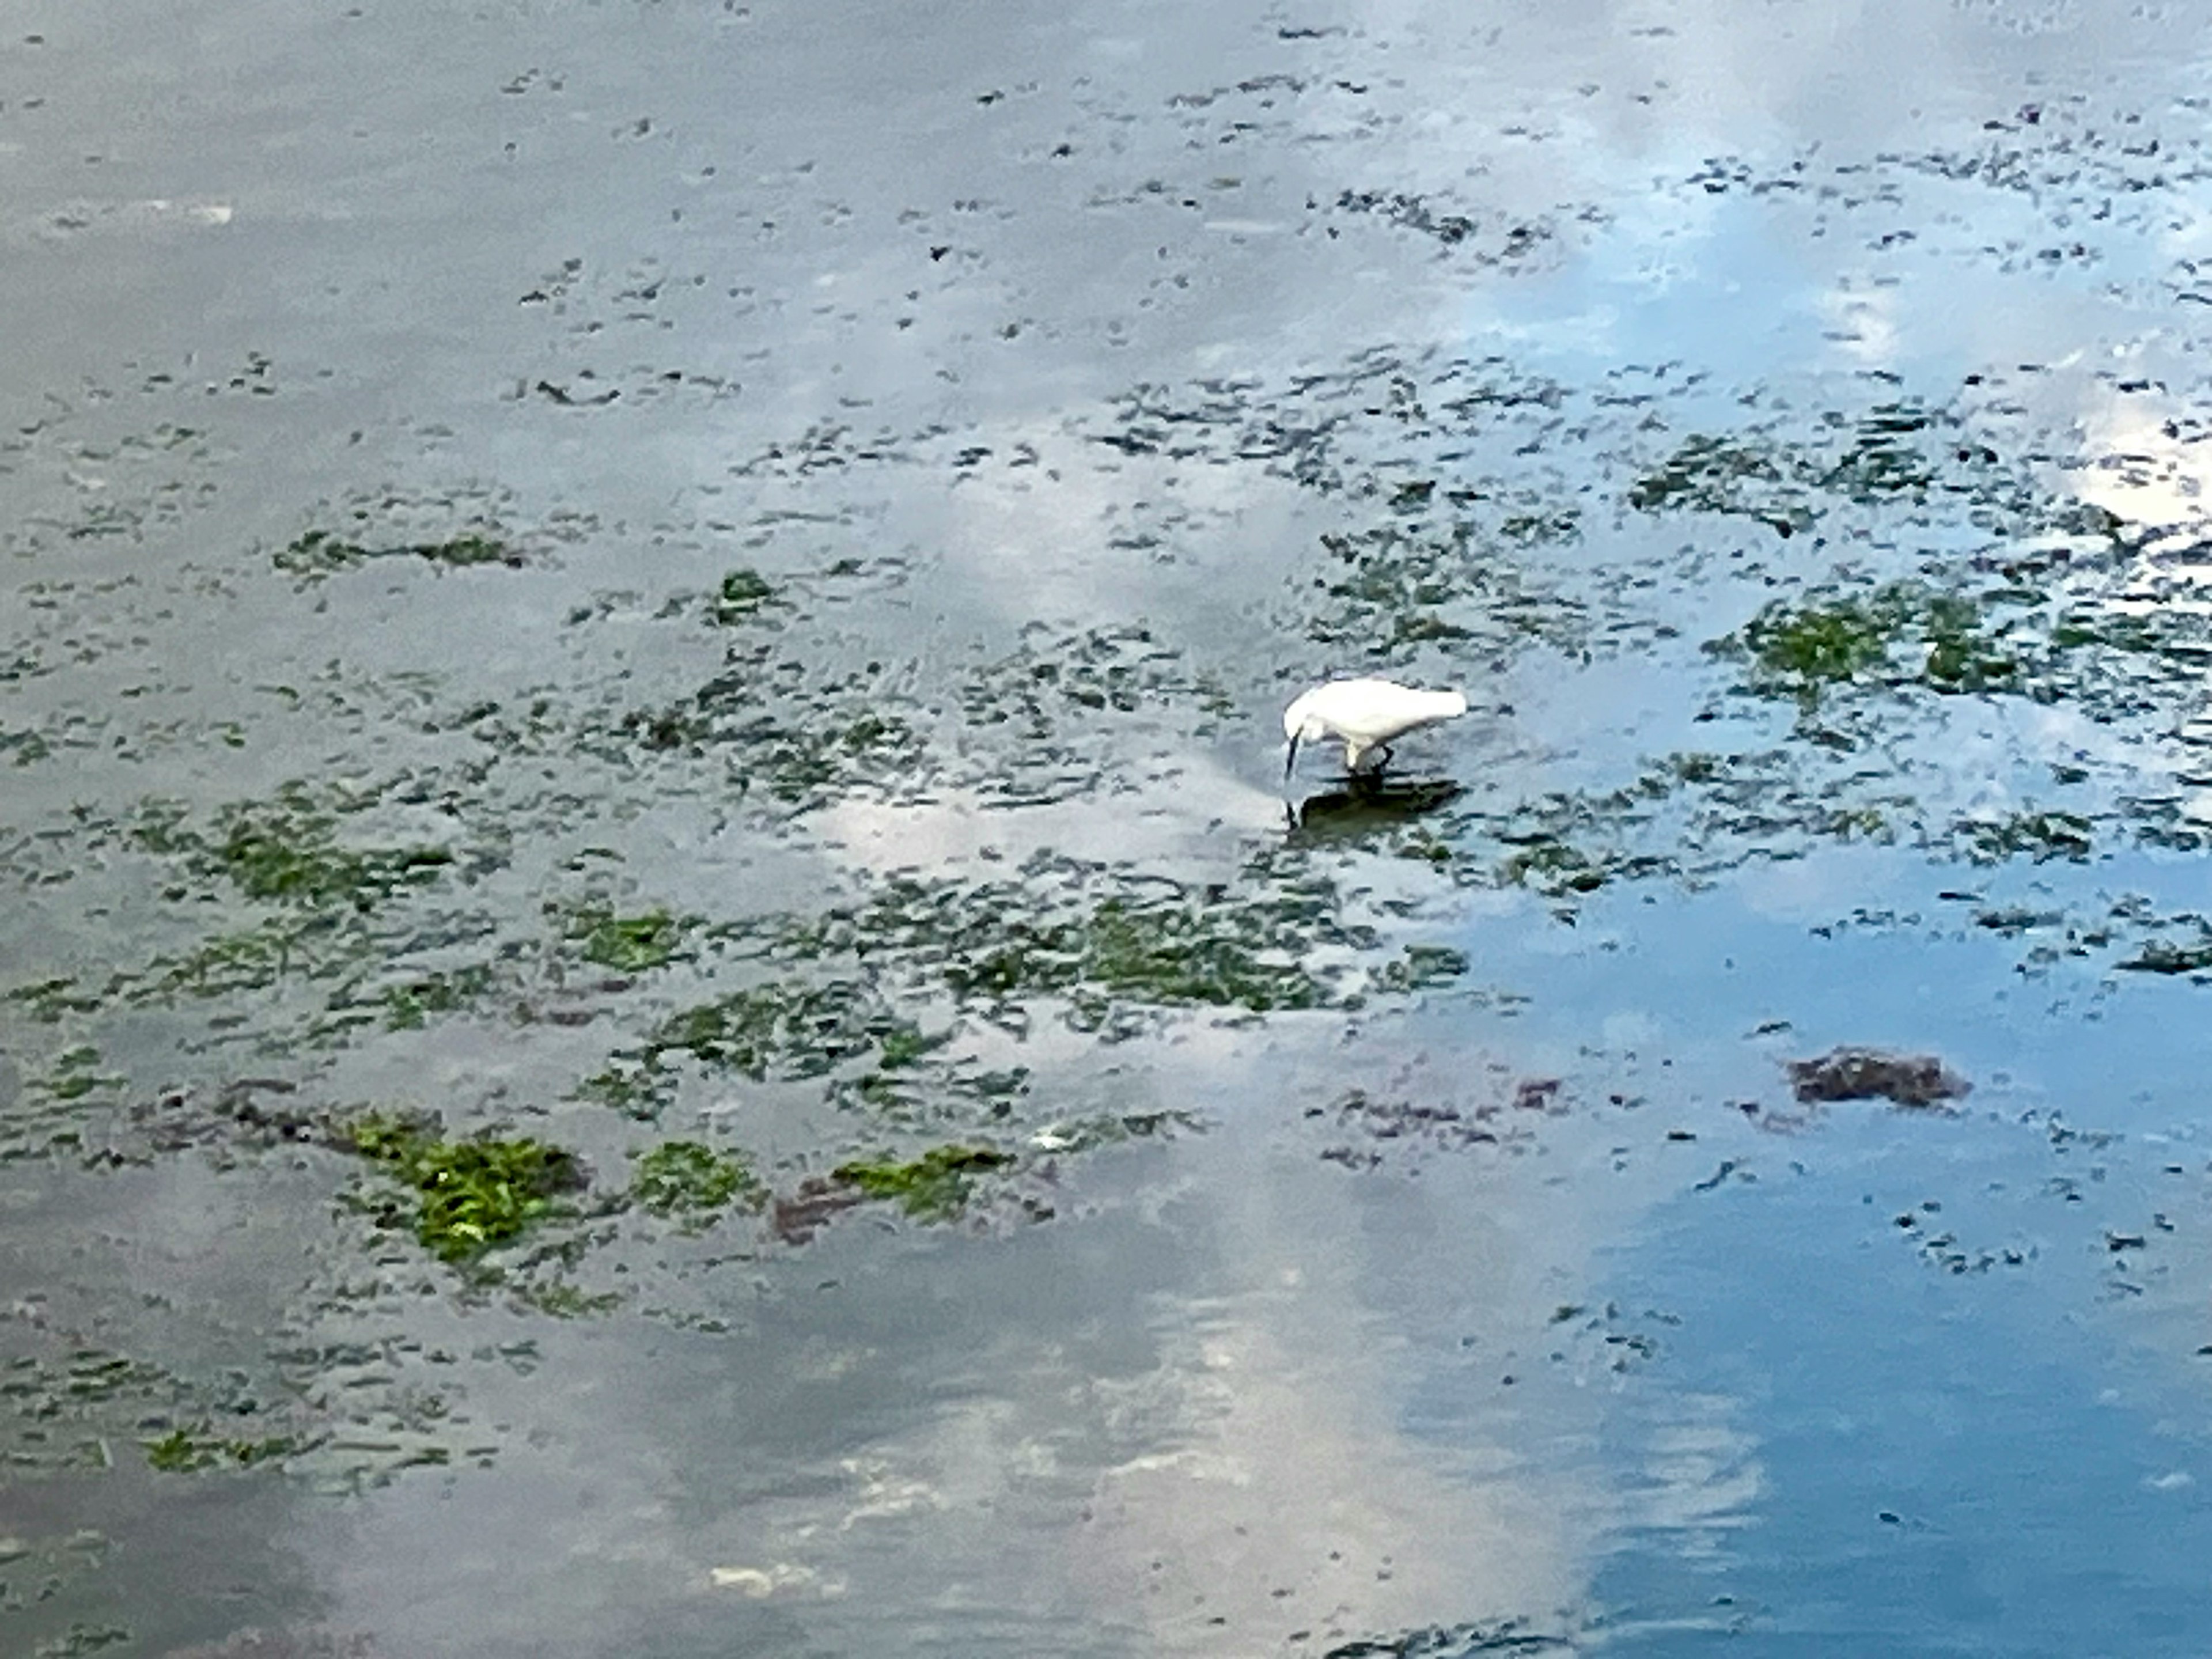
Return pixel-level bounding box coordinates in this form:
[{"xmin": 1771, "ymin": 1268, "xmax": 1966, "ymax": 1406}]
[
  {"xmin": 2118, "ymin": 934, "xmax": 2212, "ymax": 976},
  {"xmin": 32, "ymin": 1623, "xmax": 132, "ymax": 1657},
  {"xmin": 334, "ymin": 1112, "xmax": 586, "ymax": 1264},
  {"xmin": 707, "ymin": 567, "xmax": 778, "ymax": 624},
  {"xmin": 948, "ymin": 623, "xmax": 1237, "ymax": 804},
  {"xmin": 575, "ymin": 1063, "xmax": 672, "ymax": 1119},
  {"xmin": 827, "ymin": 1056, "xmax": 1027, "ymax": 1125},
  {"xmin": 141, "ymin": 1424, "xmax": 297, "ymax": 1474},
  {"xmin": 636, "ymin": 978, "xmax": 890, "ymax": 1077},
  {"xmin": 133, "ymin": 787, "xmax": 455, "ymax": 912},
  {"xmin": 629, "ymin": 1139, "xmax": 757, "ymax": 1228},
  {"xmin": 509, "ymin": 1280, "xmax": 623, "ymax": 1319},
  {"xmin": 4, "ymin": 977, "xmax": 105, "ymax": 1024},
  {"xmin": 832, "ymin": 1144, "xmax": 1014, "ymax": 1221},
  {"xmin": 774, "ymin": 856, "xmax": 1373, "ymax": 1032},
  {"xmin": 144, "ymin": 918, "xmax": 331, "ymax": 999},
  {"xmin": 567, "ymin": 905, "xmax": 690, "ymax": 972},
  {"xmin": 743, "ymin": 709, "xmax": 920, "ymax": 805},
  {"xmin": 35, "ymin": 1046, "xmax": 122, "ymax": 1106},
  {"xmin": 960, "ymin": 623, "xmax": 1226, "ymax": 726},
  {"xmin": 1304, "ymin": 520, "xmax": 1580, "ymax": 655},
  {"xmin": 1372, "ymin": 944, "xmax": 1471, "ymax": 992},
  {"xmin": 1628, "ymin": 404, "xmax": 1944, "ymax": 536},
  {"xmin": 1736, "ymin": 590, "xmax": 1912, "ymax": 685},
  {"xmin": 582, "ymin": 978, "xmax": 908, "ymax": 1117},
  {"xmin": 1628, "ymin": 433, "xmax": 1814, "ymax": 536},
  {"xmin": 0, "ymin": 1044, "xmax": 128, "ymax": 1162},
  {"xmin": 1499, "ymin": 838, "xmax": 1616, "ymax": 896},
  {"xmin": 374, "ymin": 965, "xmax": 497, "ymax": 1029},
  {"xmin": 1709, "ymin": 579, "xmax": 2032, "ymax": 707},
  {"xmin": 607, "ymin": 688, "xmax": 925, "ymax": 808},
  {"xmin": 1959, "ymin": 810, "xmax": 2095, "ymax": 865},
  {"xmin": 274, "ymin": 528, "xmax": 517, "ymax": 578},
  {"xmin": 18, "ymin": 335, "xmax": 2212, "ymax": 1523},
  {"xmin": 0, "ymin": 1346, "xmax": 274, "ymax": 1480}
]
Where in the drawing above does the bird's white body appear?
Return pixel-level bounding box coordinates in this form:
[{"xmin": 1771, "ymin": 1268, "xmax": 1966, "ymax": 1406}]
[{"xmin": 1282, "ymin": 677, "xmax": 1468, "ymax": 775}]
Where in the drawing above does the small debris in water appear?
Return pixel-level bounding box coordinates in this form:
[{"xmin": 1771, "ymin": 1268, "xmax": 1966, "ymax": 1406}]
[{"xmin": 1787, "ymin": 1047, "xmax": 1970, "ymax": 1108}]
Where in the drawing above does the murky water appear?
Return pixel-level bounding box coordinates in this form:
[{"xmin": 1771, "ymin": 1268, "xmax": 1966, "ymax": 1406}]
[{"xmin": 9, "ymin": 1, "xmax": 2212, "ymax": 1653}]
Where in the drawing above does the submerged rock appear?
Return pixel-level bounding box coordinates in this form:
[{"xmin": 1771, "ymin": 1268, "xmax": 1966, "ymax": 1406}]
[{"xmin": 1786, "ymin": 1047, "xmax": 1970, "ymax": 1108}]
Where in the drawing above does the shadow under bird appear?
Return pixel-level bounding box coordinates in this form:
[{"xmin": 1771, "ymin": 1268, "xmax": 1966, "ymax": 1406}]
[{"xmin": 1282, "ymin": 676, "xmax": 1468, "ymax": 783}]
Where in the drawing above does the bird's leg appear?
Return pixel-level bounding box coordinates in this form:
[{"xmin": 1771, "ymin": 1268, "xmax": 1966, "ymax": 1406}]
[{"xmin": 1372, "ymin": 742, "xmax": 1395, "ymax": 771}]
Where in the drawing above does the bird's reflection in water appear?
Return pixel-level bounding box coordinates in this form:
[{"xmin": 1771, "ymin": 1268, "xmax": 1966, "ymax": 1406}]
[{"xmin": 1287, "ymin": 775, "xmax": 1465, "ymax": 844}]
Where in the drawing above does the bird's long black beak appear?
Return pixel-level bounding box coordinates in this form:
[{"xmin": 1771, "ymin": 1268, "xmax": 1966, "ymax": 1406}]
[{"xmin": 1282, "ymin": 734, "xmax": 1300, "ymax": 787}]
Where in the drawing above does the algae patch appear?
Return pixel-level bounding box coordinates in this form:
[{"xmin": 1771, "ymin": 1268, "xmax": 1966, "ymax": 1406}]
[
  {"xmin": 566, "ymin": 904, "xmax": 691, "ymax": 973},
  {"xmin": 133, "ymin": 786, "xmax": 456, "ymax": 912},
  {"xmin": 334, "ymin": 1112, "xmax": 586, "ymax": 1264},
  {"xmin": 707, "ymin": 567, "xmax": 779, "ymax": 624},
  {"xmin": 1713, "ymin": 581, "xmax": 2022, "ymax": 703},
  {"xmin": 1628, "ymin": 404, "xmax": 1944, "ymax": 536},
  {"xmin": 583, "ymin": 976, "xmax": 910, "ymax": 1117},
  {"xmin": 777, "ymin": 855, "xmax": 1374, "ymax": 1033},
  {"xmin": 832, "ymin": 1144, "xmax": 1014, "ymax": 1220},
  {"xmin": 274, "ymin": 527, "xmax": 519, "ymax": 578},
  {"xmin": 629, "ymin": 1139, "xmax": 757, "ymax": 1228},
  {"xmin": 142, "ymin": 1423, "xmax": 297, "ymax": 1474}
]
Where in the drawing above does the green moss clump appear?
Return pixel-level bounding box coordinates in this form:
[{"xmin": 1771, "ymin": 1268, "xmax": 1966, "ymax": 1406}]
[
  {"xmin": 378, "ymin": 966, "xmax": 495, "ymax": 1029},
  {"xmin": 1500, "ymin": 838, "xmax": 1611, "ymax": 896},
  {"xmin": 214, "ymin": 808, "xmax": 450, "ymax": 908},
  {"xmin": 135, "ymin": 786, "xmax": 454, "ymax": 912},
  {"xmin": 799, "ymin": 863, "xmax": 1358, "ymax": 1027},
  {"xmin": 1960, "ymin": 810, "xmax": 2094, "ymax": 865},
  {"xmin": 576, "ymin": 1064, "xmax": 675, "ymax": 1119},
  {"xmin": 510, "ymin": 1280, "xmax": 622, "ymax": 1319},
  {"xmin": 2119, "ymin": 936, "xmax": 2212, "ymax": 975},
  {"xmin": 1073, "ymin": 894, "xmax": 1331, "ymax": 1015},
  {"xmin": 619, "ymin": 703, "xmax": 716, "ymax": 752},
  {"xmin": 275, "ymin": 528, "xmax": 517, "ymax": 578},
  {"xmin": 630, "ymin": 1139, "xmax": 756, "ymax": 1226},
  {"xmin": 643, "ymin": 978, "xmax": 891, "ymax": 1079},
  {"xmin": 709, "ymin": 567, "xmax": 778, "ymax": 624},
  {"xmin": 1631, "ymin": 407, "xmax": 1937, "ymax": 533},
  {"xmin": 143, "ymin": 1424, "xmax": 296, "ymax": 1473},
  {"xmin": 1628, "ymin": 434, "xmax": 1812, "ymax": 536},
  {"xmin": 1817, "ymin": 403, "xmax": 1939, "ymax": 502},
  {"xmin": 873, "ymin": 1021, "xmax": 948, "ymax": 1069},
  {"xmin": 336, "ymin": 1112, "xmax": 586, "ymax": 1263},
  {"xmin": 5, "ymin": 977, "xmax": 107, "ymax": 1023},
  {"xmin": 1715, "ymin": 581, "xmax": 2023, "ymax": 703},
  {"xmin": 569, "ymin": 906, "xmax": 687, "ymax": 972},
  {"xmin": 1919, "ymin": 593, "xmax": 2021, "ymax": 692},
  {"xmin": 37, "ymin": 1045, "xmax": 122, "ymax": 1104},
  {"xmin": 1372, "ymin": 944, "xmax": 1470, "ymax": 992},
  {"xmin": 1741, "ymin": 593, "xmax": 1907, "ymax": 684},
  {"xmin": 832, "ymin": 1145, "xmax": 1013, "ymax": 1220},
  {"xmin": 146, "ymin": 919, "xmax": 315, "ymax": 998},
  {"xmin": 744, "ymin": 709, "xmax": 920, "ymax": 805},
  {"xmin": 1304, "ymin": 522, "xmax": 1580, "ymax": 657},
  {"xmin": 581, "ymin": 978, "xmax": 910, "ymax": 1118}
]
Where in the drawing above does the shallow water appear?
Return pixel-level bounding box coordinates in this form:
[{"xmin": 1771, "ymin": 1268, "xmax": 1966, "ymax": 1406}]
[{"xmin": 8, "ymin": 1, "xmax": 2212, "ymax": 1654}]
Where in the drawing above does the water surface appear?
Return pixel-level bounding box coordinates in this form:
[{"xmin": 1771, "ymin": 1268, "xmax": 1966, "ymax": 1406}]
[{"xmin": 7, "ymin": 2, "xmax": 2212, "ymax": 1654}]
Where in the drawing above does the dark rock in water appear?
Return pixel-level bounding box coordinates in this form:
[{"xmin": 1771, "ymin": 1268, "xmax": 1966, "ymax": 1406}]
[
  {"xmin": 1786, "ymin": 1047, "xmax": 1970, "ymax": 1107},
  {"xmin": 772, "ymin": 1176, "xmax": 868, "ymax": 1244}
]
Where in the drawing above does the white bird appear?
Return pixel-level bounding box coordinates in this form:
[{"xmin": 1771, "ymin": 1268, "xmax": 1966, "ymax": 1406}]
[{"xmin": 1282, "ymin": 677, "xmax": 1468, "ymax": 782}]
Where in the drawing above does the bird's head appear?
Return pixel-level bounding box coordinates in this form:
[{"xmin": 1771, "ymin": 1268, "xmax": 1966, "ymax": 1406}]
[{"xmin": 1281, "ymin": 689, "xmax": 1328, "ymax": 785}]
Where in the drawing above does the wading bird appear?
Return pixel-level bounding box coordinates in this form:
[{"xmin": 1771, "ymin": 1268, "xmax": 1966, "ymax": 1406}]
[{"xmin": 1282, "ymin": 677, "xmax": 1468, "ymax": 783}]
